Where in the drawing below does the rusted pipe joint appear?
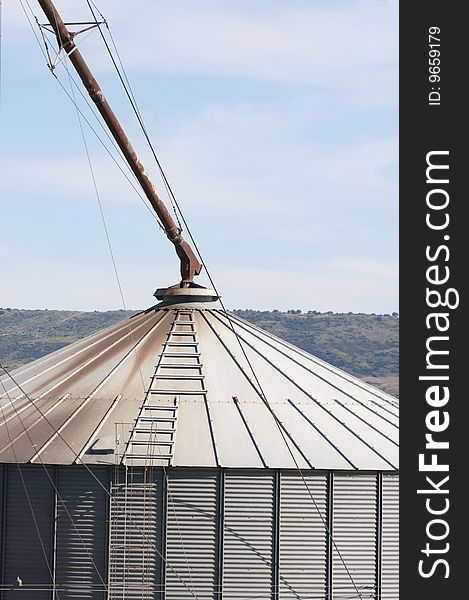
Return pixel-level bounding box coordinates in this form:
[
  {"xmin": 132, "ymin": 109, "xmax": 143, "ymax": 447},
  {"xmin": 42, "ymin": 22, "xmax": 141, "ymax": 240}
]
[{"xmin": 166, "ymin": 227, "xmax": 183, "ymax": 245}]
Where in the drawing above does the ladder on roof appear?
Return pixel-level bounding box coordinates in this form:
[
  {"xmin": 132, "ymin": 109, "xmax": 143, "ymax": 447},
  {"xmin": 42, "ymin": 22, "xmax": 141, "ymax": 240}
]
[{"xmin": 125, "ymin": 309, "xmax": 206, "ymax": 466}]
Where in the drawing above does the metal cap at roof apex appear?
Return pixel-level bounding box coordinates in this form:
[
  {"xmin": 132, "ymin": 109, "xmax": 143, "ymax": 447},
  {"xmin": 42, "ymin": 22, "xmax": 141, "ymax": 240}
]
[
  {"xmin": 0, "ymin": 303, "xmax": 399, "ymax": 471},
  {"xmin": 154, "ymin": 282, "xmax": 220, "ymax": 305}
]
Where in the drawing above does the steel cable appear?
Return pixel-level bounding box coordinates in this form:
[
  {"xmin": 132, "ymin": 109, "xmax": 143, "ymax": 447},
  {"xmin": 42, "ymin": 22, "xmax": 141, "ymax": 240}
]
[
  {"xmin": 0, "ymin": 378, "xmax": 108, "ymax": 594},
  {"xmin": 61, "ymin": 53, "xmax": 147, "ymax": 396},
  {"xmin": 71, "ymin": 2, "xmax": 366, "ymax": 595},
  {"xmin": 20, "ymin": 0, "xmax": 165, "ymax": 229},
  {"xmin": 0, "ymin": 380, "xmax": 60, "ymax": 598},
  {"xmin": 16, "ymin": 2, "xmax": 372, "ymax": 597},
  {"xmin": 84, "ymin": 0, "xmax": 184, "ymax": 232},
  {"xmin": 0, "ymin": 363, "xmax": 200, "ymax": 600}
]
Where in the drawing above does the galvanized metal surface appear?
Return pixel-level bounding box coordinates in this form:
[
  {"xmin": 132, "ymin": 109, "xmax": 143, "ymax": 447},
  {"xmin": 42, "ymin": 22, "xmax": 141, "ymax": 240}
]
[
  {"xmin": 381, "ymin": 475, "xmax": 399, "ymax": 599},
  {"xmin": 54, "ymin": 468, "xmax": 108, "ymax": 599},
  {"xmin": 166, "ymin": 471, "xmax": 219, "ymax": 599},
  {"xmin": 279, "ymin": 473, "xmax": 328, "ymax": 599},
  {"xmin": 332, "ymin": 474, "xmax": 377, "ymax": 599},
  {"xmin": 1, "ymin": 467, "xmax": 54, "ymax": 600},
  {"xmin": 223, "ymin": 472, "xmax": 275, "ymax": 599},
  {"xmin": 0, "ymin": 305, "xmax": 398, "ymax": 470},
  {"xmin": 154, "ymin": 285, "xmax": 219, "ymax": 303},
  {"xmin": 0, "ymin": 466, "xmax": 398, "ymax": 598}
]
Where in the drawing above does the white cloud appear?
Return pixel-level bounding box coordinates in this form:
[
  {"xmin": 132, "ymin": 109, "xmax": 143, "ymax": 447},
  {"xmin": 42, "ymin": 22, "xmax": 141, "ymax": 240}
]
[
  {"xmin": 1, "ymin": 100, "xmax": 397, "ymax": 216},
  {"xmin": 1, "ymin": 98, "xmax": 397, "ymax": 273},
  {"xmin": 5, "ymin": 0, "xmax": 397, "ymax": 104},
  {"xmin": 107, "ymin": 1, "xmax": 397, "ymax": 92},
  {"xmin": 0, "ymin": 155, "xmax": 155, "ymax": 209},
  {"xmin": 155, "ymin": 101, "xmax": 397, "ymax": 220},
  {"xmin": 305, "ymin": 138, "xmax": 398, "ymax": 190}
]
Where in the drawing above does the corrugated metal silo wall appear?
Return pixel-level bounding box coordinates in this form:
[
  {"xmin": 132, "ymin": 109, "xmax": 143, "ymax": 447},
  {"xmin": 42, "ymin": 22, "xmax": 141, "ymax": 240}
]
[
  {"xmin": 332, "ymin": 474, "xmax": 378, "ymax": 597},
  {"xmin": 165, "ymin": 470, "xmax": 219, "ymax": 600},
  {"xmin": 0, "ymin": 465, "xmax": 108, "ymax": 600},
  {"xmin": 381, "ymin": 475, "xmax": 399, "ymax": 599},
  {"xmin": 0, "ymin": 465, "xmax": 399, "ymax": 599}
]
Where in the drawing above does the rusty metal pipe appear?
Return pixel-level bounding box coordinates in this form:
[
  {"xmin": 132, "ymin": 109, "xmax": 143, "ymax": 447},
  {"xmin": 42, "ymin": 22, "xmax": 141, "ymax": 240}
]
[{"xmin": 37, "ymin": 0, "xmax": 202, "ymax": 284}]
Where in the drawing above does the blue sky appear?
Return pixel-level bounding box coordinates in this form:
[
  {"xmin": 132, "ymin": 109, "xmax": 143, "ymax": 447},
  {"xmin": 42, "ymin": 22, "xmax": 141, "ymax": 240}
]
[{"xmin": 0, "ymin": 0, "xmax": 398, "ymax": 313}]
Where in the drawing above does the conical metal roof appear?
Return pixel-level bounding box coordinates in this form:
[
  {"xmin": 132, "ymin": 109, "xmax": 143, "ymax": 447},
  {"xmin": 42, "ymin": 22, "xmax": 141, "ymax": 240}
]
[{"xmin": 0, "ymin": 302, "xmax": 398, "ymax": 470}]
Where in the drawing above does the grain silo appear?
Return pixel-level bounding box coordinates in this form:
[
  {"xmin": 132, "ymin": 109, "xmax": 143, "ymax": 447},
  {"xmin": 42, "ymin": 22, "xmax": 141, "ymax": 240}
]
[
  {"xmin": 0, "ymin": 286, "xmax": 399, "ymax": 599},
  {"xmin": 0, "ymin": 1, "xmax": 398, "ymax": 599}
]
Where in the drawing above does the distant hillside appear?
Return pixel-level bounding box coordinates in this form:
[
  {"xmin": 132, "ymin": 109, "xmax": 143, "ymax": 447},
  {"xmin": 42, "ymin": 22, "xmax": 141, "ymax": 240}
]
[{"xmin": 0, "ymin": 307, "xmax": 399, "ymax": 396}]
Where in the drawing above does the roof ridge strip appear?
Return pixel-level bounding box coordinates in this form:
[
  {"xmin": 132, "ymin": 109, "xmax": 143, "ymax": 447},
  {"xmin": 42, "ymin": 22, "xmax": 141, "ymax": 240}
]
[
  {"xmin": 199, "ymin": 310, "xmax": 321, "ymax": 470},
  {"xmin": 284, "ymin": 399, "xmax": 357, "ymax": 469},
  {"xmin": 1, "ymin": 309, "xmax": 165, "ymax": 400},
  {"xmin": 212, "ymin": 311, "xmax": 399, "ymax": 425},
  {"xmin": 0, "ymin": 311, "xmax": 170, "ymax": 431},
  {"xmin": 210, "ymin": 311, "xmax": 399, "ymax": 428},
  {"xmin": 332, "ymin": 399, "xmax": 398, "ymax": 447},
  {"xmin": 29, "ymin": 313, "xmax": 170, "ymax": 463},
  {"xmin": 190, "ymin": 312, "xmax": 220, "ymax": 468},
  {"xmin": 208, "ymin": 311, "xmax": 397, "ymax": 470},
  {"xmin": 231, "ymin": 397, "xmax": 268, "ymax": 468},
  {"xmin": 223, "ymin": 309, "xmax": 399, "ymax": 409},
  {"xmin": 219, "ymin": 310, "xmax": 399, "ymax": 408},
  {"xmin": 4, "ymin": 312, "xmax": 164, "ymax": 410}
]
